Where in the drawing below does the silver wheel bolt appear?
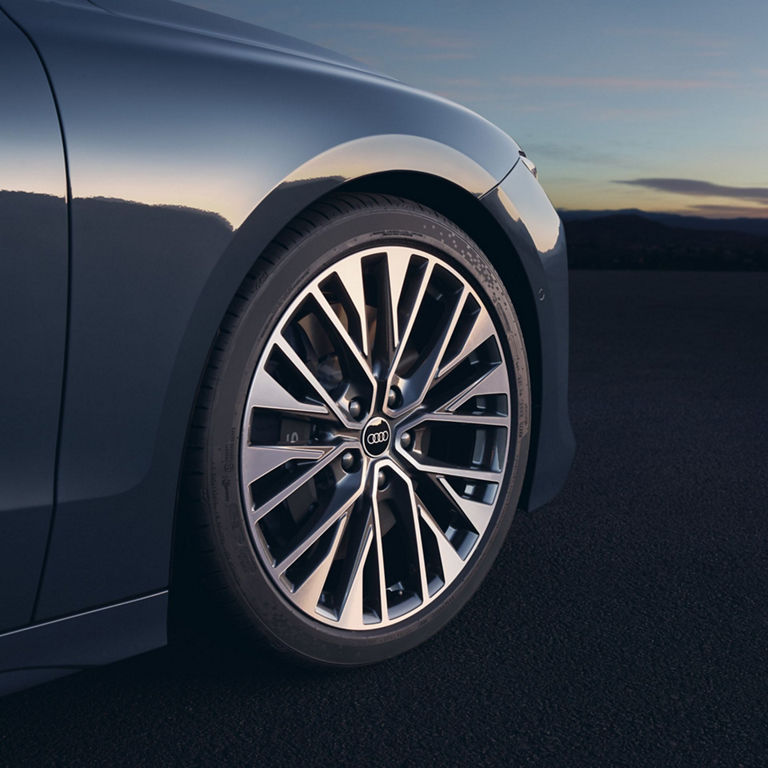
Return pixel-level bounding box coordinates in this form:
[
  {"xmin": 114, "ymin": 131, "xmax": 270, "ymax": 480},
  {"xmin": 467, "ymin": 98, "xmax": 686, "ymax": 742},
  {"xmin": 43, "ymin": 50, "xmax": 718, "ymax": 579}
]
[
  {"xmin": 341, "ymin": 452, "xmax": 355, "ymax": 472},
  {"xmin": 348, "ymin": 398, "xmax": 363, "ymax": 419},
  {"xmin": 377, "ymin": 469, "xmax": 388, "ymax": 488},
  {"xmin": 400, "ymin": 431, "xmax": 412, "ymax": 449},
  {"xmin": 387, "ymin": 387, "xmax": 401, "ymax": 408}
]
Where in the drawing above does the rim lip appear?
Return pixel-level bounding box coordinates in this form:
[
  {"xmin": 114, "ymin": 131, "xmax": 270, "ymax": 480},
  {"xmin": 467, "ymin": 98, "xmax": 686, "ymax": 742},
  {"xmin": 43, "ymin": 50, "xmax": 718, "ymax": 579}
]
[{"xmin": 238, "ymin": 241, "xmax": 515, "ymax": 631}]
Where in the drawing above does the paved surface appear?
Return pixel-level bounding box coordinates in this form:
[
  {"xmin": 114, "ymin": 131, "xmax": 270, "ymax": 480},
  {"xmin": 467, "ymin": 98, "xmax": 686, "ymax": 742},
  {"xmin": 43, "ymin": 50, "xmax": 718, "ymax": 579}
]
[{"xmin": 2, "ymin": 271, "xmax": 768, "ymax": 767}]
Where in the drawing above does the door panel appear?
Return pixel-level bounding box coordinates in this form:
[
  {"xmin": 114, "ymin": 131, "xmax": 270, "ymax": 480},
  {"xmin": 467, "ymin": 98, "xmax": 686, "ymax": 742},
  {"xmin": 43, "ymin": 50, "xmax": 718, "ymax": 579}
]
[{"xmin": 0, "ymin": 10, "xmax": 68, "ymax": 631}]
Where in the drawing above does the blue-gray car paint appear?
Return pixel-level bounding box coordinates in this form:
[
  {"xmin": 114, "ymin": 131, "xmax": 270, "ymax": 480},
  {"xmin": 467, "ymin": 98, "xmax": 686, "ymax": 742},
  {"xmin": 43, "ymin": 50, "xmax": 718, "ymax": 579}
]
[
  {"xmin": 0, "ymin": 8, "xmax": 68, "ymax": 635},
  {"xmin": 0, "ymin": 0, "xmax": 574, "ymax": 694}
]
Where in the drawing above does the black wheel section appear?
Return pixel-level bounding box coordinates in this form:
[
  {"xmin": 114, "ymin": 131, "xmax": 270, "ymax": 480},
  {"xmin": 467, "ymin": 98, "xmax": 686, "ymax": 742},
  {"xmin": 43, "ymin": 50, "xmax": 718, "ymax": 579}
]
[{"xmin": 183, "ymin": 193, "xmax": 530, "ymax": 666}]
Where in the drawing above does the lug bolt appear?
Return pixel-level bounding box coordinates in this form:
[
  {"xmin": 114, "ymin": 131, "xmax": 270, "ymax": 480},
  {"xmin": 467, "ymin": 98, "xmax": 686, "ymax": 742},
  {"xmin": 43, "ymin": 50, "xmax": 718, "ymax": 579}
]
[
  {"xmin": 400, "ymin": 431, "xmax": 412, "ymax": 449},
  {"xmin": 341, "ymin": 452, "xmax": 356, "ymax": 472},
  {"xmin": 377, "ymin": 469, "xmax": 389, "ymax": 489},
  {"xmin": 348, "ymin": 398, "xmax": 363, "ymax": 420},
  {"xmin": 387, "ymin": 387, "xmax": 401, "ymax": 409}
]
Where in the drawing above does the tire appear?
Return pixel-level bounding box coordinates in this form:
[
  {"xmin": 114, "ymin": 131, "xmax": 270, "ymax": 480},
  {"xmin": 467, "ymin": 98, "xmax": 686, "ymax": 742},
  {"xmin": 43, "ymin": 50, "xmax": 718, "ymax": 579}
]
[{"xmin": 183, "ymin": 193, "xmax": 530, "ymax": 666}]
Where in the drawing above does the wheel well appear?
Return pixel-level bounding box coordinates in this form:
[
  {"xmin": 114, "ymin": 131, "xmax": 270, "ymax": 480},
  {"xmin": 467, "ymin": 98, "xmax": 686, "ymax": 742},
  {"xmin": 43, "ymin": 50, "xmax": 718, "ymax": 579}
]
[{"xmin": 340, "ymin": 171, "xmax": 542, "ymax": 507}]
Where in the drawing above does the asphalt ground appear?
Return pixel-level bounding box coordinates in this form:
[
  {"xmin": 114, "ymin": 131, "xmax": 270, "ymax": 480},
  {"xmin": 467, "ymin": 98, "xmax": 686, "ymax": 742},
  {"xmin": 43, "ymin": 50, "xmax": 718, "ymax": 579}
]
[{"xmin": 1, "ymin": 270, "xmax": 767, "ymax": 767}]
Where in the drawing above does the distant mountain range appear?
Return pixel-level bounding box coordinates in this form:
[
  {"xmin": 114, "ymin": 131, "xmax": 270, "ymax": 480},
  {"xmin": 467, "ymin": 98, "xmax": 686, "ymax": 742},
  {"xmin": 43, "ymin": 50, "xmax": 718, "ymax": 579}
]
[{"xmin": 559, "ymin": 210, "xmax": 768, "ymax": 270}]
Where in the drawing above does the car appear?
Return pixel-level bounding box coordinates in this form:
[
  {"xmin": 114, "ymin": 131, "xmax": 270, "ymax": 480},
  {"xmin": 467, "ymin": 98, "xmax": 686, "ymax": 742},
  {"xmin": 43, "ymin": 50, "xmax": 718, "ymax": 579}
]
[{"xmin": 0, "ymin": 0, "xmax": 574, "ymax": 695}]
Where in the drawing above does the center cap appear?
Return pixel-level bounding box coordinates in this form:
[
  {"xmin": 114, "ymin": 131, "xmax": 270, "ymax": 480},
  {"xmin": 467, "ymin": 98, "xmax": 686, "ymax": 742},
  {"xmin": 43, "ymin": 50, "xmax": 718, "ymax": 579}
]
[{"xmin": 361, "ymin": 417, "xmax": 391, "ymax": 457}]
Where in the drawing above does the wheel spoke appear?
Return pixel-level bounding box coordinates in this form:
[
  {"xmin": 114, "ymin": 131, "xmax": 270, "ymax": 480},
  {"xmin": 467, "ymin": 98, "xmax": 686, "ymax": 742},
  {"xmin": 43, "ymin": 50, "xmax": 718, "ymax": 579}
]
[
  {"xmin": 245, "ymin": 442, "xmax": 347, "ymax": 523},
  {"xmin": 436, "ymin": 304, "xmax": 497, "ymax": 381},
  {"xmin": 395, "ymin": 447, "xmax": 502, "ymax": 484},
  {"xmin": 331, "ymin": 254, "xmax": 369, "ymax": 357},
  {"xmin": 387, "ymin": 287, "xmax": 470, "ymax": 413},
  {"xmin": 310, "ymin": 286, "xmax": 376, "ymax": 391},
  {"xmin": 337, "ymin": 513, "xmax": 375, "ymax": 629},
  {"xmin": 434, "ymin": 475, "xmax": 496, "ymax": 536},
  {"xmin": 432, "ymin": 361, "xmax": 510, "ymax": 414},
  {"xmin": 419, "ymin": 504, "xmax": 466, "ymax": 582},
  {"xmin": 275, "ymin": 335, "xmax": 357, "ymax": 427},
  {"xmin": 273, "ymin": 472, "xmax": 367, "ymax": 575},
  {"xmin": 385, "ymin": 247, "xmax": 416, "ymax": 347},
  {"xmin": 291, "ymin": 517, "xmax": 348, "ymax": 614},
  {"xmin": 246, "ymin": 362, "xmax": 329, "ymax": 417},
  {"xmin": 371, "ymin": 472, "xmax": 390, "ymax": 623},
  {"xmin": 242, "ymin": 443, "xmax": 334, "ymax": 484},
  {"xmin": 387, "ymin": 463, "xmax": 430, "ymax": 602},
  {"xmin": 386, "ymin": 259, "xmax": 434, "ymax": 378},
  {"xmin": 399, "ymin": 410, "xmax": 508, "ymax": 431}
]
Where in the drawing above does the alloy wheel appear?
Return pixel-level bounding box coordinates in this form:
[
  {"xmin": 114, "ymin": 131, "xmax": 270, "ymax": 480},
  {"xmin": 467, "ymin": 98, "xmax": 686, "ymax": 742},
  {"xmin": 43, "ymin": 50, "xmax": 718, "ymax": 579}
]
[{"xmin": 240, "ymin": 244, "xmax": 515, "ymax": 629}]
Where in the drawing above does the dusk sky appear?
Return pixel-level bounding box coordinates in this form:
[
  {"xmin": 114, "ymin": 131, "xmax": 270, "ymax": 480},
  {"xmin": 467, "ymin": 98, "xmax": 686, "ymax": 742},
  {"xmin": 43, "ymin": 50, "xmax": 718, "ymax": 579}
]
[{"xmin": 186, "ymin": 0, "xmax": 768, "ymax": 218}]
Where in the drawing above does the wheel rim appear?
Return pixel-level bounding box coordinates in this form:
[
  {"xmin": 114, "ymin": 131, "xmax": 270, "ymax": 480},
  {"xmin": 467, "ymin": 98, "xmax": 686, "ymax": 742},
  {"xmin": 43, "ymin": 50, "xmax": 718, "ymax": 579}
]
[{"xmin": 240, "ymin": 244, "xmax": 516, "ymax": 630}]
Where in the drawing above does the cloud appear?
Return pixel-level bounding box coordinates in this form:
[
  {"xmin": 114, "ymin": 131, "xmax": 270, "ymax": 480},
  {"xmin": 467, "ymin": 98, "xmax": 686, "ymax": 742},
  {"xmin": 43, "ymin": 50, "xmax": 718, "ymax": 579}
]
[
  {"xmin": 405, "ymin": 52, "xmax": 475, "ymax": 61},
  {"xmin": 309, "ymin": 21, "xmax": 473, "ymax": 55},
  {"xmin": 590, "ymin": 106, "xmax": 685, "ymax": 121},
  {"xmin": 503, "ymin": 74, "xmax": 731, "ymax": 91},
  {"xmin": 428, "ymin": 76, "xmax": 514, "ymax": 106},
  {"xmin": 685, "ymin": 203, "xmax": 768, "ymax": 218},
  {"xmin": 524, "ymin": 140, "xmax": 626, "ymax": 167},
  {"xmin": 432, "ymin": 76, "xmax": 486, "ymax": 89},
  {"xmin": 604, "ymin": 26, "xmax": 732, "ymax": 55},
  {"xmin": 616, "ymin": 178, "xmax": 768, "ymax": 203}
]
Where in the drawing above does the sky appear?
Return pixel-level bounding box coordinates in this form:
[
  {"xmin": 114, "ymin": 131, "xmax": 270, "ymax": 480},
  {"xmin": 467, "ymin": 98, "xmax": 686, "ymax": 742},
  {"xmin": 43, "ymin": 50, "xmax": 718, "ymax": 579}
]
[{"xmin": 184, "ymin": 0, "xmax": 768, "ymax": 217}]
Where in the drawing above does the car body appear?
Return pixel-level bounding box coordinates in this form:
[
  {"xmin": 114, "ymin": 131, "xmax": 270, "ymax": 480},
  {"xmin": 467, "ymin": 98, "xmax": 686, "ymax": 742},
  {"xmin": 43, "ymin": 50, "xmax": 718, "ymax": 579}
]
[{"xmin": 0, "ymin": 0, "xmax": 574, "ymax": 695}]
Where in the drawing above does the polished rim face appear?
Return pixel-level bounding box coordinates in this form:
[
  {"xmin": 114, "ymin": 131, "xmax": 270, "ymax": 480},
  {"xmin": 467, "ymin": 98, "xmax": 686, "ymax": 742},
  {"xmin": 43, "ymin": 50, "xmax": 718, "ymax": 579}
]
[{"xmin": 240, "ymin": 245, "xmax": 514, "ymax": 630}]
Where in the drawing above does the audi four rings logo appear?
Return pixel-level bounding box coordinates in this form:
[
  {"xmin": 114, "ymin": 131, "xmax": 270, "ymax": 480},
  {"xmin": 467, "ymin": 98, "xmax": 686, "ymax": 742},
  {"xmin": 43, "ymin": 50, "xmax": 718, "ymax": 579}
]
[
  {"xmin": 366, "ymin": 429, "xmax": 390, "ymax": 445},
  {"xmin": 362, "ymin": 419, "xmax": 391, "ymax": 456}
]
